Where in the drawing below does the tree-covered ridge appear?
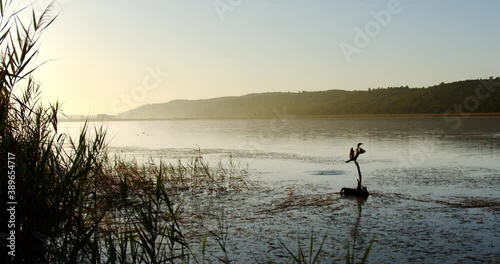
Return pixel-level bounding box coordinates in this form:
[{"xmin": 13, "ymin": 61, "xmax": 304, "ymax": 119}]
[{"xmin": 119, "ymin": 78, "xmax": 500, "ymax": 119}]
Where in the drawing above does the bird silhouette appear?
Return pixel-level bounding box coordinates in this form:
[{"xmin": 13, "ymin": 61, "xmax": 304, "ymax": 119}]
[{"xmin": 345, "ymin": 143, "xmax": 366, "ymax": 163}]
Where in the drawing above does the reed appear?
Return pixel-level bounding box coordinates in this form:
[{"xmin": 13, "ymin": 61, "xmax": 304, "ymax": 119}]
[
  {"xmin": 0, "ymin": 2, "xmax": 245, "ymax": 262},
  {"xmin": 278, "ymin": 231, "xmax": 327, "ymax": 264}
]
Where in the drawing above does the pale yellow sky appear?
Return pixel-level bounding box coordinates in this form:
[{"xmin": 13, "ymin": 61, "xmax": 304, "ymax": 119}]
[{"xmin": 26, "ymin": 0, "xmax": 500, "ymax": 115}]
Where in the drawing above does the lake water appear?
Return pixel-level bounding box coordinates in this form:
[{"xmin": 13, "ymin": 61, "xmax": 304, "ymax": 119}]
[{"xmin": 60, "ymin": 117, "xmax": 500, "ymax": 263}]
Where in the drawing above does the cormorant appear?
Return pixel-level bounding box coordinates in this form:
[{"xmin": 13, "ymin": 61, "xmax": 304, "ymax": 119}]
[{"xmin": 345, "ymin": 143, "xmax": 366, "ymax": 163}]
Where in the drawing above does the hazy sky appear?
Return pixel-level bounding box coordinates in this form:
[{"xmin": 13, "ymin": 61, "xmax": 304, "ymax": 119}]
[{"xmin": 28, "ymin": 0, "xmax": 500, "ymax": 115}]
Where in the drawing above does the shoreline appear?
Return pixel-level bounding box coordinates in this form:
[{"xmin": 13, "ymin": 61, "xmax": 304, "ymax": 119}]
[{"xmin": 58, "ymin": 112, "xmax": 500, "ymax": 122}]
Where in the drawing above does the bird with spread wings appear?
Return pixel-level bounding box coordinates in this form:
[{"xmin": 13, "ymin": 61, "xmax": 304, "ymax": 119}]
[{"xmin": 345, "ymin": 143, "xmax": 366, "ymax": 163}]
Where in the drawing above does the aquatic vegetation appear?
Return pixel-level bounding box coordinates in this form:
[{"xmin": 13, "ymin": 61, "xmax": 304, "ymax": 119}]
[
  {"xmin": 0, "ymin": 2, "xmax": 244, "ymax": 262},
  {"xmin": 278, "ymin": 231, "xmax": 327, "ymax": 264}
]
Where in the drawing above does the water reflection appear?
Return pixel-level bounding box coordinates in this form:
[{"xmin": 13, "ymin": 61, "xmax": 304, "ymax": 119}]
[
  {"xmin": 345, "ymin": 196, "xmax": 372, "ymax": 264},
  {"xmin": 59, "ymin": 118, "xmax": 500, "ymax": 160}
]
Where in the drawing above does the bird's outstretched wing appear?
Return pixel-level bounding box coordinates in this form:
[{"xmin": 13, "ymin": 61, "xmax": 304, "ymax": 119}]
[
  {"xmin": 358, "ymin": 147, "xmax": 366, "ymax": 154},
  {"xmin": 349, "ymin": 148, "xmax": 355, "ymax": 158}
]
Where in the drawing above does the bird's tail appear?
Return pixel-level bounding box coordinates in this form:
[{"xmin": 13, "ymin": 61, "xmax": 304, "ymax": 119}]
[{"xmin": 345, "ymin": 160, "xmax": 350, "ymax": 163}]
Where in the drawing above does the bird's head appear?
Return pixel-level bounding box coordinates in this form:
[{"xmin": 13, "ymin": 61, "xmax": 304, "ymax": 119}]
[{"xmin": 357, "ymin": 143, "xmax": 363, "ymax": 147}]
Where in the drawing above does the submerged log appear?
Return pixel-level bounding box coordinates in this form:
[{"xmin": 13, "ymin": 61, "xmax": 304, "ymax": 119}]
[
  {"xmin": 340, "ymin": 186, "xmax": 369, "ymax": 197},
  {"xmin": 341, "ymin": 161, "xmax": 369, "ymax": 197}
]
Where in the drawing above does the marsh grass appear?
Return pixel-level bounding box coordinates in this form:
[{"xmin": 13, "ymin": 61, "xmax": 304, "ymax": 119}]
[
  {"xmin": 278, "ymin": 231, "xmax": 327, "ymax": 264},
  {"xmin": 277, "ymin": 232, "xmax": 373, "ymax": 264},
  {"xmin": 345, "ymin": 238, "xmax": 373, "ymax": 264},
  {"xmin": 1, "ymin": 2, "xmax": 107, "ymax": 262},
  {"xmin": 0, "ymin": 2, "xmax": 247, "ymax": 262},
  {"xmin": 94, "ymin": 153, "xmax": 250, "ymax": 264}
]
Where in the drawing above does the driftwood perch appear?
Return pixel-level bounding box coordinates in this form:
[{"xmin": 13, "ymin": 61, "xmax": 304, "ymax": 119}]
[{"xmin": 341, "ymin": 161, "xmax": 369, "ymax": 197}]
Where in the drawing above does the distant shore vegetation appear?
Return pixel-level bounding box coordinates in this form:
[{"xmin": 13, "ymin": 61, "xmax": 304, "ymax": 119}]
[{"xmin": 111, "ymin": 78, "xmax": 500, "ymax": 120}]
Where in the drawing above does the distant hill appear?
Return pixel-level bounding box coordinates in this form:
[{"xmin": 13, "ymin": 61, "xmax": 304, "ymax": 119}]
[{"xmin": 118, "ymin": 78, "xmax": 500, "ymax": 119}]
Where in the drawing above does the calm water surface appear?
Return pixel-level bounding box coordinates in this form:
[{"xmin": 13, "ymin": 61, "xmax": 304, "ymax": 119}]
[{"xmin": 60, "ymin": 118, "xmax": 500, "ymax": 263}]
